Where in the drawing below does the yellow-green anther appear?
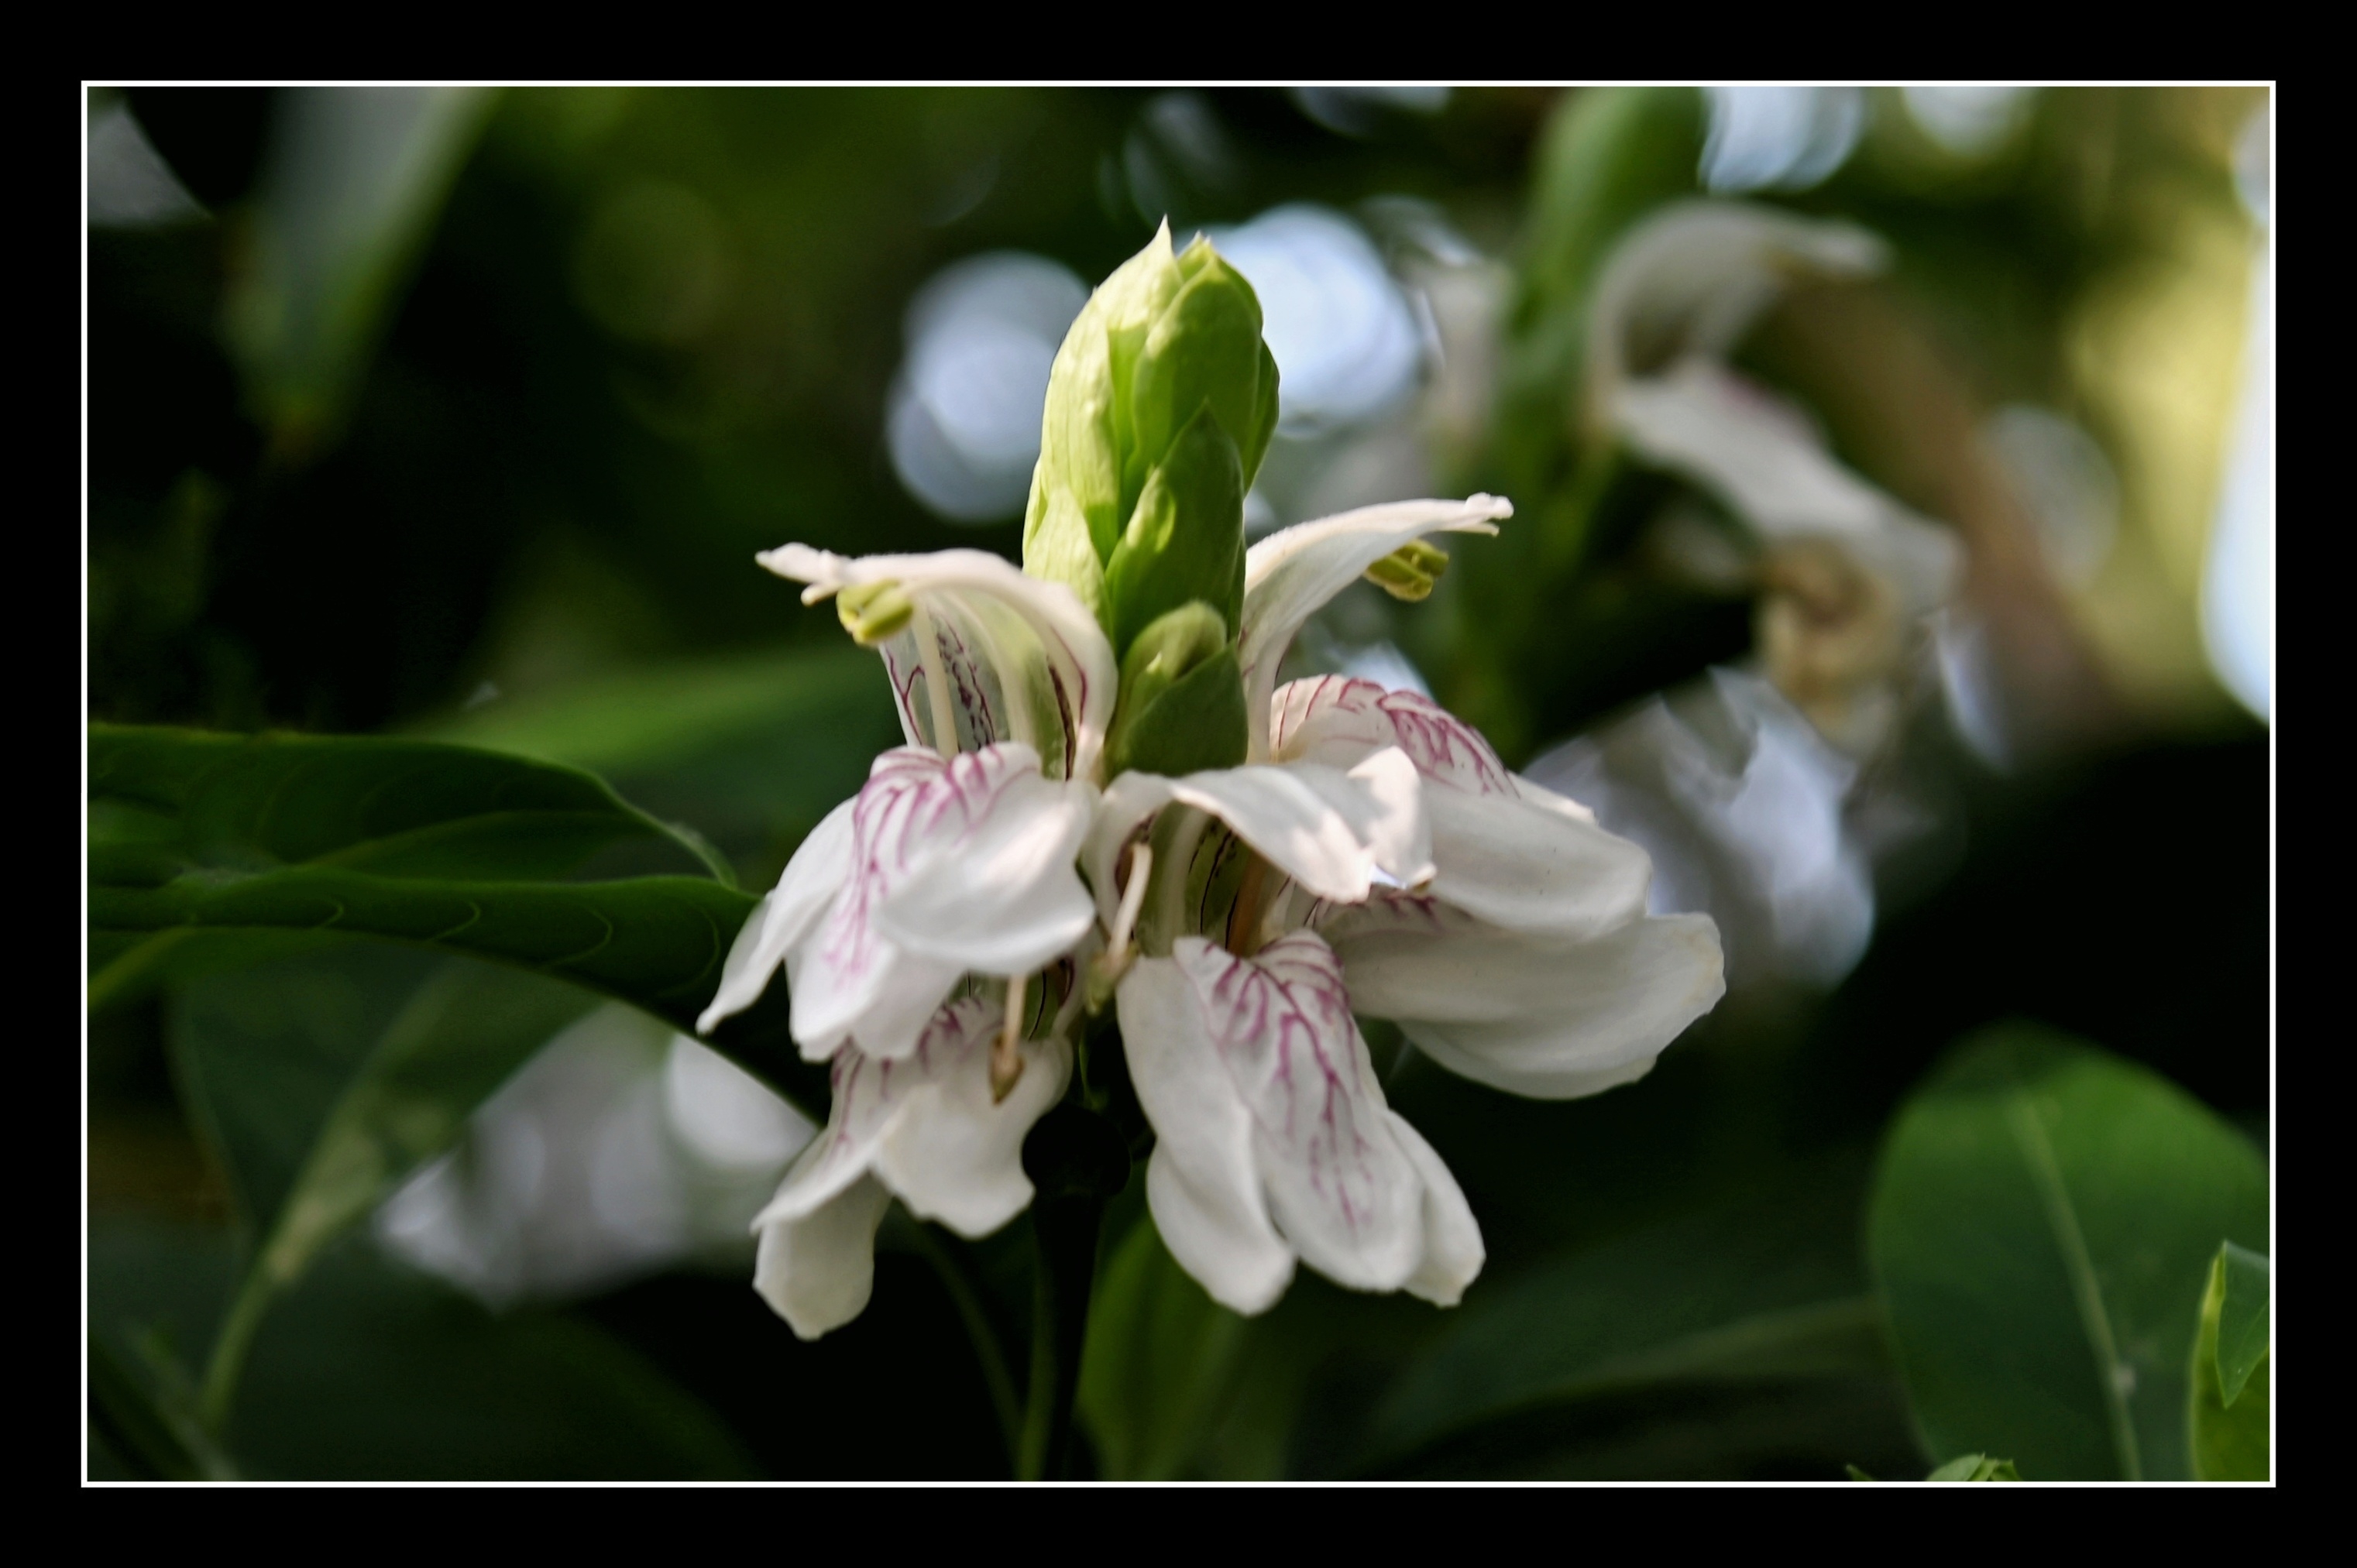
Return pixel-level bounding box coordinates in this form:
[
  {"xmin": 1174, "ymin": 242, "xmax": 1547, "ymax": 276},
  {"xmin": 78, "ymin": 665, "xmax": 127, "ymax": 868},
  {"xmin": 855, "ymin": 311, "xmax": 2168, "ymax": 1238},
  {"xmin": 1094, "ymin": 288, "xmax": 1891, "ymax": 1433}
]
[
  {"xmin": 1364, "ymin": 541, "xmax": 1450, "ymax": 602},
  {"xmin": 836, "ymin": 580, "xmax": 914, "ymax": 647}
]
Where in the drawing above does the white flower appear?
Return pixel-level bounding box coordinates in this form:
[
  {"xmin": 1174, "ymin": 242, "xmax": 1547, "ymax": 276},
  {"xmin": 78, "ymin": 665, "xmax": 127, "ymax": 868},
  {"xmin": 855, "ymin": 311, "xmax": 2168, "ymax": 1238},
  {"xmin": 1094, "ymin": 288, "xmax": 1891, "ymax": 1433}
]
[
  {"xmin": 703, "ymin": 496, "xmax": 1726, "ymax": 1336},
  {"xmin": 1586, "ymin": 200, "xmax": 1962, "ymax": 754},
  {"xmin": 1084, "ymin": 499, "xmax": 1727, "ymax": 1315},
  {"xmin": 696, "ymin": 551, "xmax": 1110, "ymax": 1339}
]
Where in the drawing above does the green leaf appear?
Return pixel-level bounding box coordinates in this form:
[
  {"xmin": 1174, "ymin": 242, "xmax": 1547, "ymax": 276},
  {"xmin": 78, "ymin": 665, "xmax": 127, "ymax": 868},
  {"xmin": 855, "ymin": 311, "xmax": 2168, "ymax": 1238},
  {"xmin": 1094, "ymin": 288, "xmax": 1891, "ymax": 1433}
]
[
  {"xmin": 1077, "ymin": 1214, "xmax": 1251, "ymax": 1480},
  {"xmin": 88, "ymin": 1330, "xmax": 237, "ymax": 1481},
  {"xmin": 90, "ymin": 724, "xmax": 729, "ymax": 1012},
  {"xmin": 417, "ymin": 643, "xmax": 904, "ymax": 878},
  {"xmin": 168, "ymin": 945, "xmax": 603, "ymax": 1415},
  {"xmin": 2212, "ymin": 1240, "xmax": 2269, "ymax": 1405},
  {"xmin": 1867, "ymin": 1024, "xmax": 2268, "ymax": 1481},
  {"xmin": 1359, "ymin": 1172, "xmax": 1893, "ymax": 1474},
  {"xmin": 97, "ymin": 866, "xmax": 751, "ymax": 1032},
  {"xmin": 89, "ymin": 1219, "xmax": 756, "ymax": 1479},
  {"xmin": 1926, "ymin": 1453, "xmax": 2022, "ymax": 1481},
  {"xmin": 2190, "ymin": 1242, "xmax": 2270, "ymax": 1481}
]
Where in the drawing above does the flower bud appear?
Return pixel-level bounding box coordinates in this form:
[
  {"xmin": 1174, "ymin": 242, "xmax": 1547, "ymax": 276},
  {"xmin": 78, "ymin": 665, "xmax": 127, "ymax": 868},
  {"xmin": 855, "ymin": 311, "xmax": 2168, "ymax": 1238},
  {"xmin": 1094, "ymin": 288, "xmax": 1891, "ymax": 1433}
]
[
  {"xmin": 1104, "ymin": 601, "xmax": 1249, "ymax": 778},
  {"xmin": 1023, "ymin": 225, "xmax": 1279, "ymax": 659}
]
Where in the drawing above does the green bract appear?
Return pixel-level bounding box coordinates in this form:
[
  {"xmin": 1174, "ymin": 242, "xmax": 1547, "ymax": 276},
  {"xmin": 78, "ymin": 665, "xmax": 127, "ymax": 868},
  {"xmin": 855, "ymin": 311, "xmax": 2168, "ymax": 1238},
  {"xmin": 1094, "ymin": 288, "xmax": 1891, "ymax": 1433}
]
[{"xmin": 1023, "ymin": 225, "xmax": 1277, "ymax": 779}]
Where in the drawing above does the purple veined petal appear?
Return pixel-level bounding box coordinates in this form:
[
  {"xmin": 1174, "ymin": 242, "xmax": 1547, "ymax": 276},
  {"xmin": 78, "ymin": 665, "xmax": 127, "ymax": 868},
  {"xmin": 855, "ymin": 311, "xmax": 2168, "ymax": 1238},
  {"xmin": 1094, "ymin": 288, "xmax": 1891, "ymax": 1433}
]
[
  {"xmin": 789, "ymin": 742, "xmax": 1083, "ymax": 1061},
  {"xmin": 759, "ymin": 544, "xmax": 1117, "ymax": 781},
  {"xmin": 1270, "ymin": 675, "xmax": 1517, "ymax": 798},
  {"xmin": 1239, "ymin": 496, "xmax": 1511, "ymax": 761},
  {"xmin": 1124, "ymin": 933, "xmax": 1477, "ymax": 1308},
  {"xmin": 1266, "ymin": 675, "xmax": 1651, "ymax": 938},
  {"xmin": 875, "ymin": 772, "xmax": 1098, "ymax": 974},
  {"xmin": 748, "ymin": 994, "xmax": 1071, "ymax": 1339},
  {"xmin": 1325, "ymin": 901, "xmax": 1726, "ymax": 1100},
  {"xmin": 696, "ymin": 794, "xmax": 857, "ymax": 1035}
]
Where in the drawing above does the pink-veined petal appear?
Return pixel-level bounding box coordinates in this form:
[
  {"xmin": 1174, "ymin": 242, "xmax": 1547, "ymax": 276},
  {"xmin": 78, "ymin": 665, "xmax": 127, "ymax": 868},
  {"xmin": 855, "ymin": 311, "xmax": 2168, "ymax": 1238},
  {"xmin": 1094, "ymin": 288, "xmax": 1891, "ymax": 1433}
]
[
  {"xmin": 876, "ymin": 773, "xmax": 1098, "ymax": 973},
  {"xmin": 1239, "ymin": 498, "xmax": 1512, "ymax": 760},
  {"xmin": 751, "ymin": 996, "xmax": 1067, "ymax": 1235},
  {"xmin": 1270, "ymin": 676, "xmax": 1651, "ymax": 938},
  {"xmin": 759, "ymin": 544, "xmax": 1117, "ymax": 780},
  {"xmin": 1125, "ymin": 934, "xmax": 1479, "ymax": 1309},
  {"xmin": 789, "ymin": 743, "xmax": 1088, "ymax": 1060},
  {"xmin": 1119, "ymin": 956, "xmax": 1296, "ymax": 1315},
  {"xmin": 696, "ymin": 794, "xmax": 856, "ymax": 1034},
  {"xmin": 1324, "ymin": 902, "xmax": 1725, "ymax": 1100}
]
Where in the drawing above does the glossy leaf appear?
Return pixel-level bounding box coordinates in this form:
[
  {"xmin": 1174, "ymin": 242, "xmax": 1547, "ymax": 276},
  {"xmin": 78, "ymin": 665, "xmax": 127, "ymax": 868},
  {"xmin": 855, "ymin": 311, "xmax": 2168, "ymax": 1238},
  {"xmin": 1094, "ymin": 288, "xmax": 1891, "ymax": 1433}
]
[
  {"xmin": 89, "ymin": 723, "xmax": 728, "ymax": 1010},
  {"xmin": 418, "ymin": 643, "xmax": 904, "ymax": 877},
  {"xmin": 1357, "ymin": 1168, "xmax": 1892, "ymax": 1474},
  {"xmin": 169, "ymin": 946, "xmax": 603, "ymax": 1412},
  {"xmin": 1867, "ymin": 1024, "xmax": 2267, "ymax": 1481},
  {"xmin": 2190, "ymin": 1241, "xmax": 2270, "ymax": 1481}
]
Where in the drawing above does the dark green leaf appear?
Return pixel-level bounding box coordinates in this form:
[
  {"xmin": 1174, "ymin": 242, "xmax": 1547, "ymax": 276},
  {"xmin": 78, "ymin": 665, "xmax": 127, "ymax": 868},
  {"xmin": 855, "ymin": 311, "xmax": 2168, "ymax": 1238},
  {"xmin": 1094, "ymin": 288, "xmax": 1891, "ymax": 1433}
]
[
  {"xmin": 90, "ymin": 724, "xmax": 729, "ymax": 1012},
  {"xmin": 1867, "ymin": 1024, "xmax": 2267, "ymax": 1481},
  {"xmin": 2190, "ymin": 1242, "xmax": 2270, "ymax": 1481},
  {"xmin": 1360, "ymin": 1173, "xmax": 1888, "ymax": 1472},
  {"xmin": 168, "ymin": 945, "xmax": 604, "ymax": 1414}
]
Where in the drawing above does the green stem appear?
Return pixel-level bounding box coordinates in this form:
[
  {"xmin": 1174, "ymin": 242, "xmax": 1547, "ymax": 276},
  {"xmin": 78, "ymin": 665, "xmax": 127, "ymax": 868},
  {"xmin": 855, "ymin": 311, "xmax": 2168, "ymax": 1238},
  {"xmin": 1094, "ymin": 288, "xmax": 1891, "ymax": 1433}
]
[
  {"xmin": 1016, "ymin": 1185, "xmax": 1106, "ymax": 1481},
  {"xmin": 909, "ymin": 1223, "xmax": 1022, "ymax": 1467}
]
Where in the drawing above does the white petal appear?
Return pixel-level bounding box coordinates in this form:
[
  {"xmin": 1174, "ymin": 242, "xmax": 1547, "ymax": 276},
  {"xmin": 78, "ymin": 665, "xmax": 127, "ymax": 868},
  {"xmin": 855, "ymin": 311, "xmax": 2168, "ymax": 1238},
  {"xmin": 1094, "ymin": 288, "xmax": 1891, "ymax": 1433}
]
[
  {"xmin": 1386, "ymin": 1112, "xmax": 1485, "ymax": 1308},
  {"xmin": 1267, "ymin": 675, "xmax": 1644, "ymax": 938},
  {"xmin": 758, "ymin": 544, "xmax": 1118, "ymax": 779},
  {"xmin": 1421, "ymin": 779, "xmax": 1652, "ymax": 939},
  {"xmin": 696, "ymin": 796, "xmax": 857, "ymax": 1034},
  {"xmin": 1085, "ymin": 756, "xmax": 1429, "ymax": 915},
  {"xmin": 1325, "ymin": 907, "xmax": 1726, "ymax": 1100},
  {"xmin": 875, "ymin": 1009, "xmax": 1072, "ymax": 1240},
  {"xmin": 1121, "ymin": 956, "xmax": 1297, "ymax": 1316},
  {"xmin": 752, "ymin": 1172, "xmax": 892, "ymax": 1341},
  {"xmin": 1270, "ymin": 676, "xmax": 1517, "ymax": 797},
  {"xmin": 1239, "ymin": 497, "xmax": 1512, "ymax": 760},
  {"xmin": 1613, "ymin": 359, "xmax": 1961, "ymax": 614},
  {"xmin": 1134, "ymin": 934, "xmax": 1460, "ymax": 1303},
  {"xmin": 1586, "ymin": 198, "xmax": 1886, "ymax": 424},
  {"xmin": 789, "ymin": 743, "xmax": 1084, "ymax": 1060},
  {"xmin": 876, "ymin": 774, "xmax": 1098, "ymax": 973}
]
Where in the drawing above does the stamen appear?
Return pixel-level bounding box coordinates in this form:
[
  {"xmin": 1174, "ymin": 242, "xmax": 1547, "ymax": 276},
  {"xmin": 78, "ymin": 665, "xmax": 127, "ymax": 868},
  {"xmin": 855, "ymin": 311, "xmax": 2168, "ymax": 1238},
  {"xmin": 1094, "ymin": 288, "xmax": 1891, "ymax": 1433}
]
[
  {"xmin": 991, "ymin": 973, "xmax": 1028, "ymax": 1103},
  {"xmin": 1108, "ymin": 842, "xmax": 1153, "ymax": 958}
]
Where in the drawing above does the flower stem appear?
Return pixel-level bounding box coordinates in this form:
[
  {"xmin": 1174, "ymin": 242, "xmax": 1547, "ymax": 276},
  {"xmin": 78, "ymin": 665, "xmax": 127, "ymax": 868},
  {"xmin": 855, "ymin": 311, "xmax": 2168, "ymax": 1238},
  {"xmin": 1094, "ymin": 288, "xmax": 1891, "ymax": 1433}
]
[
  {"xmin": 1014, "ymin": 1098, "xmax": 1132, "ymax": 1481},
  {"xmin": 1016, "ymin": 1184, "xmax": 1105, "ymax": 1481}
]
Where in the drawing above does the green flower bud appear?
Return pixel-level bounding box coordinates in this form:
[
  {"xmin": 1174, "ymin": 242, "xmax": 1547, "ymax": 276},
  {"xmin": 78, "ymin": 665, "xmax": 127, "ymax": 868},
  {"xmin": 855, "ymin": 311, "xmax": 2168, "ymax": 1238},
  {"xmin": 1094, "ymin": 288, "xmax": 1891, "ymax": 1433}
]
[
  {"xmin": 1023, "ymin": 225, "xmax": 1280, "ymax": 654},
  {"xmin": 1104, "ymin": 601, "xmax": 1249, "ymax": 778},
  {"xmin": 836, "ymin": 580, "xmax": 914, "ymax": 646},
  {"xmin": 1362, "ymin": 539, "xmax": 1452, "ymax": 602},
  {"xmin": 1103, "ymin": 406, "xmax": 1245, "ymax": 657}
]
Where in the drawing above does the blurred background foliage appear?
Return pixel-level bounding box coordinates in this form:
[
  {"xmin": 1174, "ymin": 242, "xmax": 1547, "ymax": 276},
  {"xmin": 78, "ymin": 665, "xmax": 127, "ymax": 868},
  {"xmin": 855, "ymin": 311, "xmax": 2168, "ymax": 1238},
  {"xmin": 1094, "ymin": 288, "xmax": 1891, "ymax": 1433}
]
[{"xmin": 88, "ymin": 84, "xmax": 2269, "ymax": 1481}]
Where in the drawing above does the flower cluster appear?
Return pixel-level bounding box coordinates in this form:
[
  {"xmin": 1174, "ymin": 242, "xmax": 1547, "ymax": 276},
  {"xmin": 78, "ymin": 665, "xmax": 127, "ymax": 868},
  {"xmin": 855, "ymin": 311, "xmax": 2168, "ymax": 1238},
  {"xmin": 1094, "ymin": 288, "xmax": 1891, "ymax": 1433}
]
[{"xmin": 699, "ymin": 228, "xmax": 1726, "ymax": 1337}]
